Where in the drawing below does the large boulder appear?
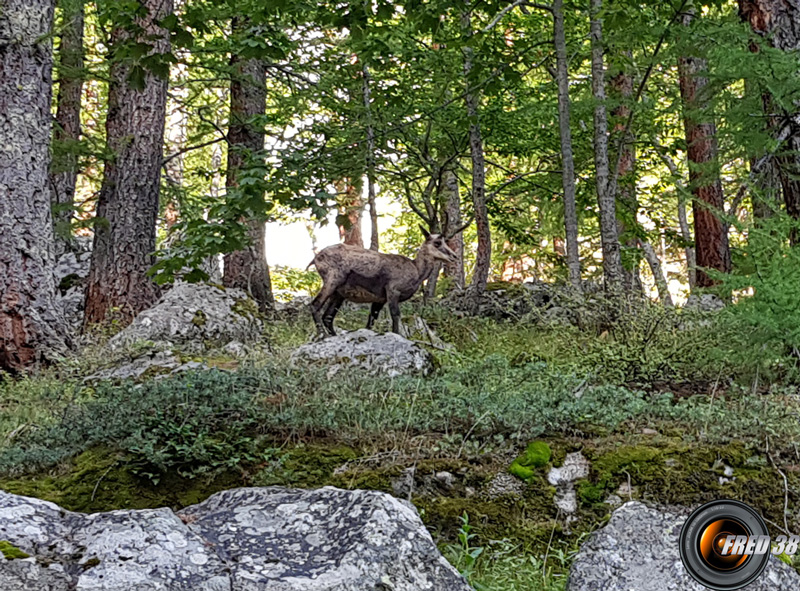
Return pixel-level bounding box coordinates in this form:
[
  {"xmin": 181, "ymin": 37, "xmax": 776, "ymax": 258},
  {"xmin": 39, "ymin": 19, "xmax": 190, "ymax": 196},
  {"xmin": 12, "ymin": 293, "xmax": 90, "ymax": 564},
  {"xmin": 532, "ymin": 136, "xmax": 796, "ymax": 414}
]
[
  {"xmin": 0, "ymin": 487, "xmax": 470, "ymax": 591},
  {"xmin": 567, "ymin": 501, "xmax": 800, "ymax": 591},
  {"xmin": 107, "ymin": 282, "xmax": 263, "ymax": 351},
  {"xmin": 292, "ymin": 329, "xmax": 434, "ymax": 377}
]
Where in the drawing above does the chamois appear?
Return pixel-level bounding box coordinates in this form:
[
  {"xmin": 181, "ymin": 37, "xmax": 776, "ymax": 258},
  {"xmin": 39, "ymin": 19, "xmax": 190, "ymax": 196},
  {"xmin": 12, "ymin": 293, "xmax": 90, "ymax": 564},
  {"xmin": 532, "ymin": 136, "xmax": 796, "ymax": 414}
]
[{"xmin": 308, "ymin": 227, "xmax": 458, "ymax": 335}]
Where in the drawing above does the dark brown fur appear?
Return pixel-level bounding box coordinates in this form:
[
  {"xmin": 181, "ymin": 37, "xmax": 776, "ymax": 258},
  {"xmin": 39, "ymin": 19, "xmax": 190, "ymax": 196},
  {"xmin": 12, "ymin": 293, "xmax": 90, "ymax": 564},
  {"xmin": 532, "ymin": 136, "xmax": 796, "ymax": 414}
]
[{"xmin": 308, "ymin": 230, "xmax": 457, "ymax": 335}]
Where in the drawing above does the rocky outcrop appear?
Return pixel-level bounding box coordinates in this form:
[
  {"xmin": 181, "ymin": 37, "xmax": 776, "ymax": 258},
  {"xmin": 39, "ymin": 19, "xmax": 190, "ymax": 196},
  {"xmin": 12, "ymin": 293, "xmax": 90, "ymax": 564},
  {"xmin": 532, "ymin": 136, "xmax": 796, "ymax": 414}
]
[
  {"xmin": 107, "ymin": 282, "xmax": 263, "ymax": 351},
  {"xmin": 0, "ymin": 487, "xmax": 470, "ymax": 591},
  {"xmin": 292, "ymin": 329, "xmax": 434, "ymax": 377},
  {"xmin": 567, "ymin": 501, "xmax": 800, "ymax": 591},
  {"xmin": 445, "ymin": 280, "xmax": 605, "ymax": 327}
]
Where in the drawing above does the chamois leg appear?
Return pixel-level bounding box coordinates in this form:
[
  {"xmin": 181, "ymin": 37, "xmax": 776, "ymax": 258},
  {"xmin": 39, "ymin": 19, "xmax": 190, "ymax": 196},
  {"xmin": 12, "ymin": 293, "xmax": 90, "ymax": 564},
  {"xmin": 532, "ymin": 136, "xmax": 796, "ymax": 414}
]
[
  {"xmin": 310, "ymin": 282, "xmax": 340, "ymax": 335},
  {"xmin": 366, "ymin": 302, "xmax": 385, "ymax": 330},
  {"xmin": 322, "ymin": 293, "xmax": 344, "ymax": 336},
  {"xmin": 387, "ymin": 292, "xmax": 401, "ymax": 334}
]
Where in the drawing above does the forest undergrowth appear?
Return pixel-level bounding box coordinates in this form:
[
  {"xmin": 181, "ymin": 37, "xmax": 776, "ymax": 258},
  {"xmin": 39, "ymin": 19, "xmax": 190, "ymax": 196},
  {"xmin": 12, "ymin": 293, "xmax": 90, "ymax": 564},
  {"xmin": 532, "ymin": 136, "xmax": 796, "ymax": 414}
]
[{"xmin": 2, "ymin": 299, "xmax": 800, "ymax": 590}]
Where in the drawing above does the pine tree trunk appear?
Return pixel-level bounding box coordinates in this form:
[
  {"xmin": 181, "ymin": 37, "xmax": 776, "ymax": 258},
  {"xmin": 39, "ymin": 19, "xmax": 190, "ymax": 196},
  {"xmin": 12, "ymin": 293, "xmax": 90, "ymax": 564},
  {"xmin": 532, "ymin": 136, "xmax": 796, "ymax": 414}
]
[
  {"xmin": 50, "ymin": 0, "xmax": 84, "ymax": 253},
  {"xmin": 553, "ymin": 0, "xmax": 582, "ymax": 290},
  {"xmin": 84, "ymin": 0, "xmax": 172, "ymax": 327},
  {"xmin": 223, "ymin": 22, "xmax": 273, "ymax": 312},
  {"xmin": 678, "ymin": 9, "xmax": 731, "ymax": 287},
  {"xmin": 739, "ymin": 0, "xmax": 800, "ymax": 242},
  {"xmin": 462, "ymin": 6, "xmax": 491, "ymax": 297},
  {"xmin": 590, "ymin": 0, "xmax": 623, "ymax": 293},
  {"xmin": 0, "ymin": 0, "xmax": 69, "ymax": 373},
  {"xmin": 610, "ymin": 54, "xmax": 641, "ymax": 292}
]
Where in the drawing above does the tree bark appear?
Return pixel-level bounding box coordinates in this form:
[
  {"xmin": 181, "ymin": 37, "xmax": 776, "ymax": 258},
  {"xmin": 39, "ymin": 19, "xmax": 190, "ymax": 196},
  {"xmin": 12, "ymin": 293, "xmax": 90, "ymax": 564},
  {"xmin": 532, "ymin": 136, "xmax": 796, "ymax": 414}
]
[
  {"xmin": 0, "ymin": 0, "xmax": 69, "ymax": 373},
  {"xmin": 443, "ymin": 168, "xmax": 466, "ymax": 288},
  {"xmin": 84, "ymin": 0, "xmax": 172, "ymax": 327},
  {"xmin": 677, "ymin": 8, "xmax": 731, "ymax": 287},
  {"xmin": 50, "ymin": 0, "xmax": 84, "ymax": 253},
  {"xmin": 424, "ymin": 168, "xmax": 465, "ymax": 299},
  {"xmin": 223, "ymin": 20, "xmax": 274, "ymax": 312},
  {"xmin": 335, "ymin": 178, "xmax": 364, "ymax": 247},
  {"xmin": 590, "ymin": 0, "xmax": 623, "ymax": 293},
  {"xmin": 362, "ymin": 59, "xmax": 379, "ymax": 251},
  {"xmin": 739, "ymin": 0, "xmax": 800, "ymax": 242},
  {"xmin": 553, "ymin": 0, "xmax": 582, "ymax": 289},
  {"xmin": 462, "ymin": 5, "xmax": 491, "ymax": 297},
  {"xmin": 610, "ymin": 53, "xmax": 641, "ymax": 292}
]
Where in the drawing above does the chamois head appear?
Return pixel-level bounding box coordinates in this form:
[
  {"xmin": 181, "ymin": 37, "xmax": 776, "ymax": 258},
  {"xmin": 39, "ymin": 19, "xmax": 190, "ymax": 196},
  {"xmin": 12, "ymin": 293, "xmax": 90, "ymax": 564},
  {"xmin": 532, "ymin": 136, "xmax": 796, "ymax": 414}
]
[{"xmin": 419, "ymin": 226, "xmax": 458, "ymax": 263}]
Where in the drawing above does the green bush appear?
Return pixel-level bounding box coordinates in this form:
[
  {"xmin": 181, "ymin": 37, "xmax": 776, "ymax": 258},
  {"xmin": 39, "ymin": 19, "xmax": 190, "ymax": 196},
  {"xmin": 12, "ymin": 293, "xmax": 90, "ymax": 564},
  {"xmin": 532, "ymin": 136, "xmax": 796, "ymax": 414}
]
[
  {"xmin": 271, "ymin": 265, "xmax": 322, "ymax": 299},
  {"xmin": 716, "ymin": 216, "xmax": 800, "ymax": 383}
]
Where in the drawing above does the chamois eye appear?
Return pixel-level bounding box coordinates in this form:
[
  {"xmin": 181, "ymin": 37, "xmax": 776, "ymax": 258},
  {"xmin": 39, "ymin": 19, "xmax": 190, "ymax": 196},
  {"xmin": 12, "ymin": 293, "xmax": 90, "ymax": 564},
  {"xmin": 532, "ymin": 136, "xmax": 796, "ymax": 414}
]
[{"xmin": 434, "ymin": 241, "xmax": 442, "ymax": 247}]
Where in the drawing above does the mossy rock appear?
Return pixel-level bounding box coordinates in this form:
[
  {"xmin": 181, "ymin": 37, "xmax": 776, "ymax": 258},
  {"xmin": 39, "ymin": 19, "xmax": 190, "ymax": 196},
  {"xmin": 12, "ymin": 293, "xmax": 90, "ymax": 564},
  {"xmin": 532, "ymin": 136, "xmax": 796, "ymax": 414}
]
[
  {"xmin": 0, "ymin": 541, "xmax": 30, "ymax": 560},
  {"xmin": 509, "ymin": 440, "xmax": 552, "ymax": 481},
  {"xmin": 192, "ymin": 310, "xmax": 208, "ymax": 327},
  {"xmin": 232, "ymin": 298, "xmax": 261, "ymax": 320},
  {"xmin": 58, "ymin": 273, "xmax": 82, "ymax": 293}
]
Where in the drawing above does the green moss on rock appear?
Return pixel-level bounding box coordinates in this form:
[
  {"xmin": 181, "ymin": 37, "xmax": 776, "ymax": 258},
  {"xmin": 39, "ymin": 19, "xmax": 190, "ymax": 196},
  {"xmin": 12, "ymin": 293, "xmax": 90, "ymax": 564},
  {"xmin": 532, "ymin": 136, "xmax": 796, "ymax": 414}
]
[
  {"xmin": 509, "ymin": 440, "xmax": 552, "ymax": 481},
  {"xmin": 192, "ymin": 310, "xmax": 207, "ymax": 327},
  {"xmin": 0, "ymin": 541, "xmax": 30, "ymax": 560},
  {"xmin": 232, "ymin": 298, "xmax": 261, "ymax": 320}
]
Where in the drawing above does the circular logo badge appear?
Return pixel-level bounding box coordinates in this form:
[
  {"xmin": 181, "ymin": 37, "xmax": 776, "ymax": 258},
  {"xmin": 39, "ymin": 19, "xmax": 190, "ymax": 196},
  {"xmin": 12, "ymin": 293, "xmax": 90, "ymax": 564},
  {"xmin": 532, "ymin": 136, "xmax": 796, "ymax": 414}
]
[{"xmin": 679, "ymin": 500, "xmax": 771, "ymax": 590}]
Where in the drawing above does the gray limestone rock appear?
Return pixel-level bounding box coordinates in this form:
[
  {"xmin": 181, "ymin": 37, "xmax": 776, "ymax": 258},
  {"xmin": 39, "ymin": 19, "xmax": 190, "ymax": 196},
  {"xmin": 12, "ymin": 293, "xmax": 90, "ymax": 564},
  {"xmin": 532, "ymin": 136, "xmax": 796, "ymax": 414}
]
[
  {"xmin": 567, "ymin": 501, "xmax": 800, "ymax": 591},
  {"xmin": 179, "ymin": 487, "xmax": 470, "ymax": 591},
  {"xmin": 107, "ymin": 282, "xmax": 263, "ymax": 351},
  {"xmin": 292, "ymin": 329, "xmax": 434, "ymax": 377},
  {"xmin": 0, "ymin": 486, "xmax": 470, "ymax": 591}
]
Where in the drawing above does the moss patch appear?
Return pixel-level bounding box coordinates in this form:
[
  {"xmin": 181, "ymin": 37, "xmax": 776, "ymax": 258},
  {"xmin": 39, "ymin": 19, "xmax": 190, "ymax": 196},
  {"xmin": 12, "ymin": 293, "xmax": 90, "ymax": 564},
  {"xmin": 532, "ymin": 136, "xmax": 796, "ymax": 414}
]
[
  {"xmin": 192, "ymin": 310, "xmax": 207, "ymax": 327},
  {"xmin": 0, "ymin": 541, "xmax": 30, "ymax": 560},
  {"xmin": 0, "ymin": 447, "xmax": 246, "ymax": 513},
  {"xmin": 509, "ymin": 440, "xmax": 552, "ymax": 480},
  {"xmin": 232, "ymin": 298, "xmax": 261, "ymax": 320}
]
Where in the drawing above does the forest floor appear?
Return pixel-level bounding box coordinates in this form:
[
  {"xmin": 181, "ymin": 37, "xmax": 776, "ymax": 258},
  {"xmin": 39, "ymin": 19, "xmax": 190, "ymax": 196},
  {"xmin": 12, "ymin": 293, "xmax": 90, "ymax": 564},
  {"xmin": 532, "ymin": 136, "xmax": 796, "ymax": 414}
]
[{"xmin": 2, "ymin": 300, "xmax": 800, "ymax": 591}]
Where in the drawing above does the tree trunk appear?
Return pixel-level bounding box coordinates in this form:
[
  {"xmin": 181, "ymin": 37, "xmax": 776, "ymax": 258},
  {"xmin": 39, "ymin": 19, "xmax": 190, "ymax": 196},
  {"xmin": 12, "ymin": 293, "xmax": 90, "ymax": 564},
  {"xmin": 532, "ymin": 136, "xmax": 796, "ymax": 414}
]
[
  {"xmin": 639, "ymin": 239, "xmax": 674, "ymax": 307},
  {"xmin": 610, "ymin": 53, "xmax": 641, "ymax": 292},
  {"xmin": 222, "ymin": 20, "xmax": 273, "ymax": 312},
  {"xmin": 590, "ymin": 0, "xmax": 623, "ymax": 293},
  {"xmin": 462, "ymin": 6, "xmax": 491, "ymax": 296},
  {"xmin": 424, "ymin": 168, "xmax": 465, "ymax": 299},
  {"xmin": 677, "ymin": 8, "xmax": 731, "ymax": 287},
  {"xmin": 335, "ymin": 178, "xmax": 364, "ymax": 247},
  {"xmin": 739, "ymin": 0, "xmax": 800, "ymax": 242},
  {"xmin": 0, "ymin": 0, "xmax": 69, "ymax": 373},
  {"xmin": 677, "ymin": 197, "xmax": 697, "ymax": 288},
  {"xmin": 362, "ymin": 60, "xmax": 379, "ymax": 251},
  {"xmin": 50, "ymin": 0, "xmax": 84, "ymax": 253},
  {"xmin": 84, "ymin": 0, "xmax": 172, "ymax": 327},
  {"xmin": 553, "ymin": 0, "xmax": 582, "ymax": 289},
  {"xmin": 443, "ymin": 168, "xmax": 466, "ymax": 288}
]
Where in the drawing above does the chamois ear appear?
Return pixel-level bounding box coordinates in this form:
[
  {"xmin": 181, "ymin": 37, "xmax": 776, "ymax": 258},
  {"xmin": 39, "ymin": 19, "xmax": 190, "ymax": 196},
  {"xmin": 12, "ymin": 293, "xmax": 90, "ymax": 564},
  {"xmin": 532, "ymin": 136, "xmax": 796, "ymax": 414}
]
[{"xmin": 419, "ymin": 225, "xmax": 431, "ymax": 240}]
